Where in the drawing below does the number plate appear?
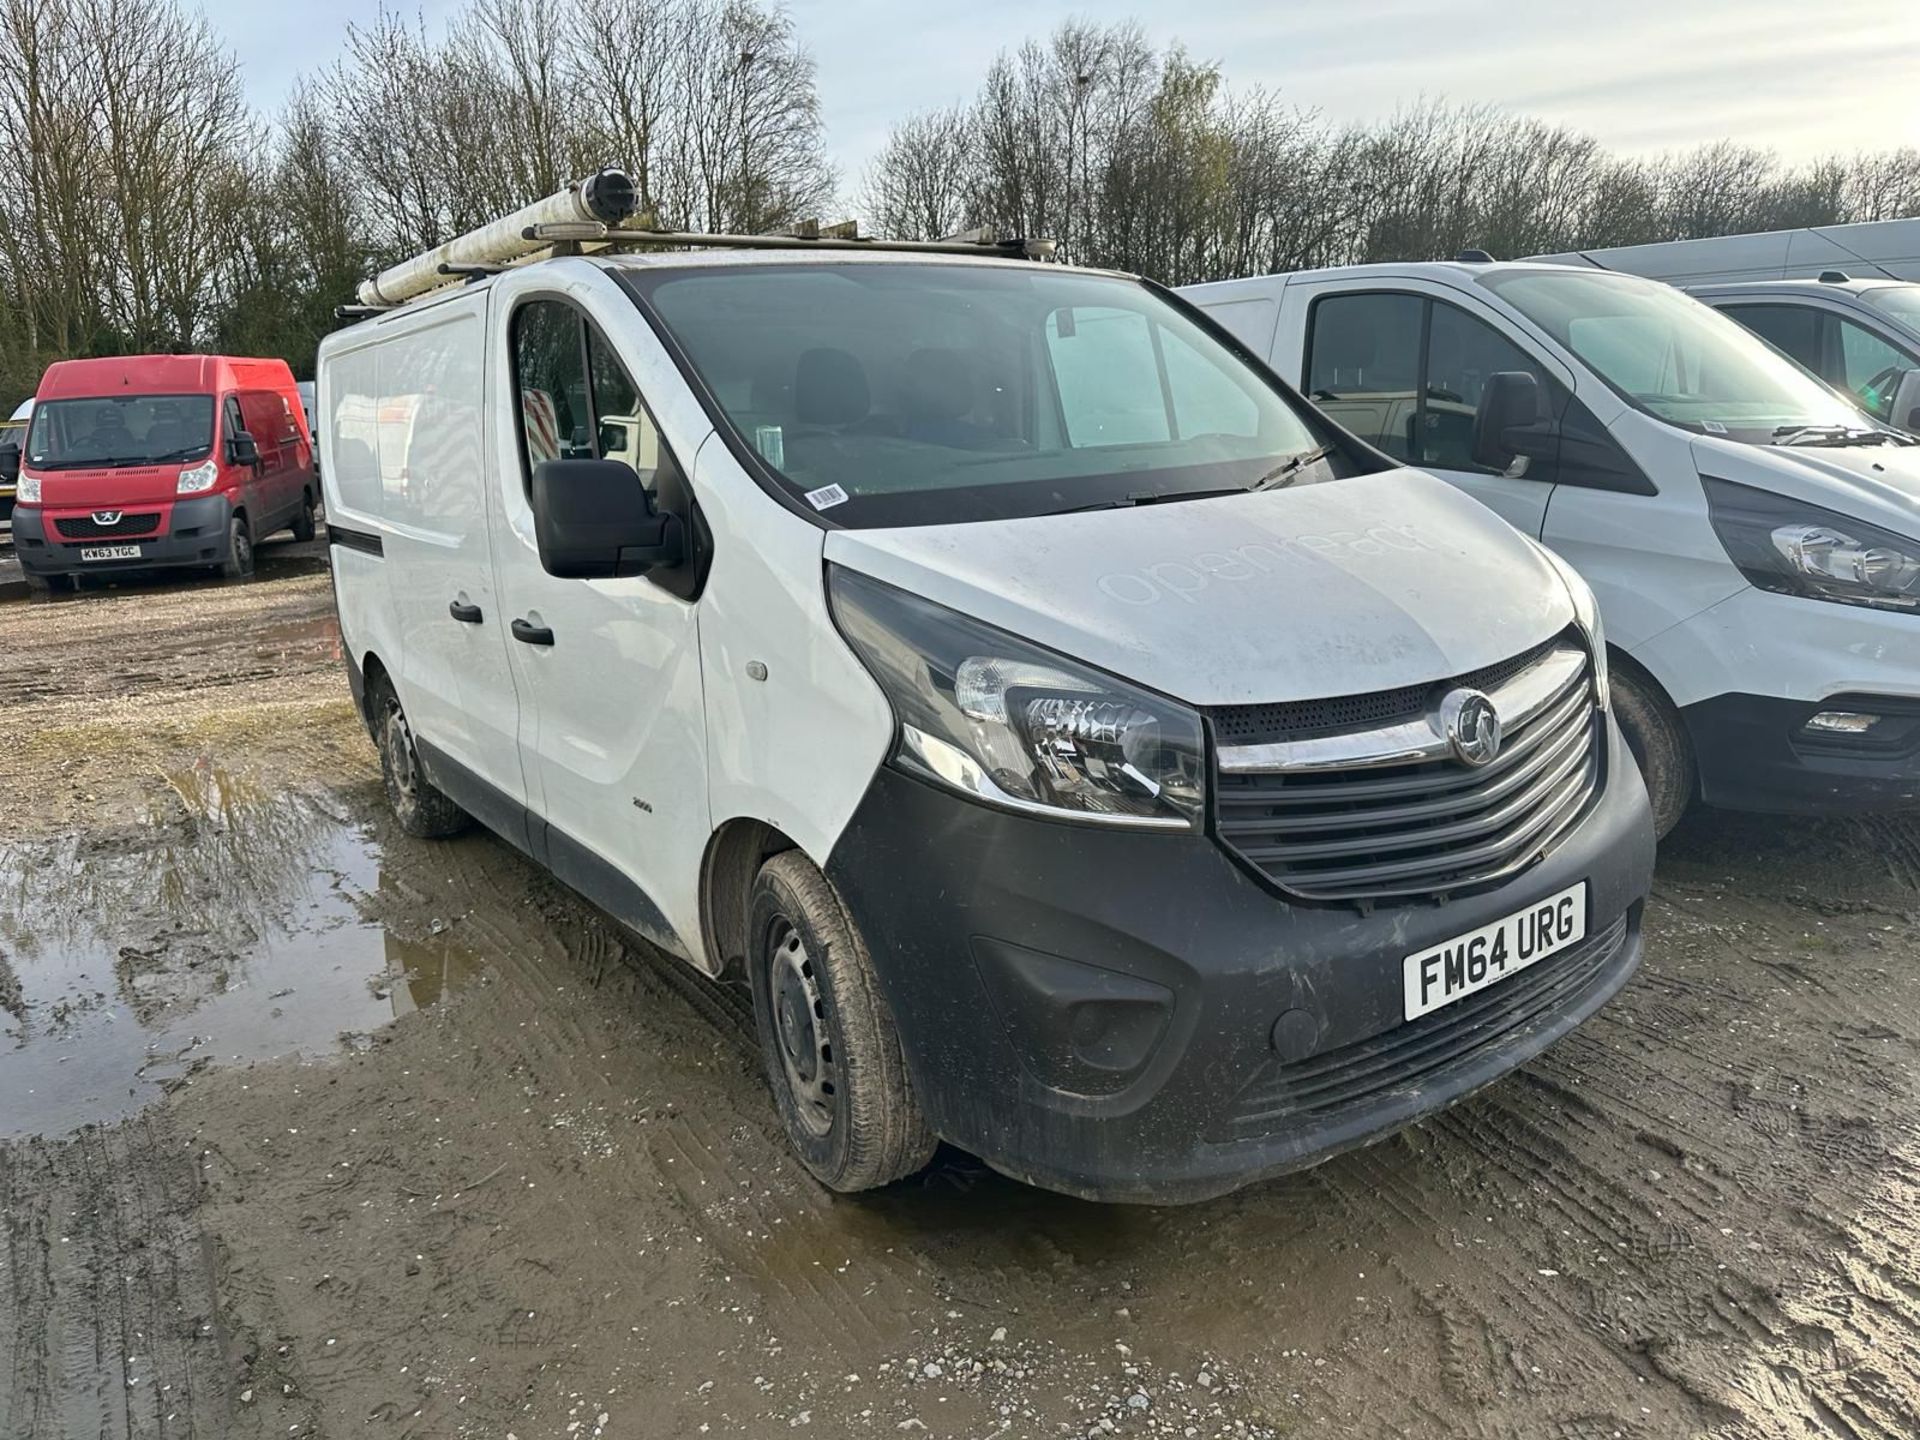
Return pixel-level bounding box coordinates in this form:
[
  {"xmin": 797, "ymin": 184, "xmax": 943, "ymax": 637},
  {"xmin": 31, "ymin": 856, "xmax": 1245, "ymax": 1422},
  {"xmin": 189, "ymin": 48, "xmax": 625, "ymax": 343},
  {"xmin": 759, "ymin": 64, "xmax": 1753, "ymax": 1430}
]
[
  {"xmin": 80, "ymin": 544, "xmax": 141, "ymax": 561},
  {"xmin": 1402, "ymin": 881, "xmax": 1588, "ymax": 1021}
]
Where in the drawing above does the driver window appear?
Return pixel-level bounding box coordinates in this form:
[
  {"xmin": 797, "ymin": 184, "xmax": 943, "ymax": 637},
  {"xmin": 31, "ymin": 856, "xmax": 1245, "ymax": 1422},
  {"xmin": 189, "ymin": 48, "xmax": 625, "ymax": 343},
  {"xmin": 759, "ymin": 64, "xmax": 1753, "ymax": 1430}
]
[
  {"xmin": 1835, "ymin": 316, "xmax": 1915, "ymax": 422},
  {"xmin": 512, "ymin": 299, "xmax": 667, "ymax": 496},
  {"xmin": 1424, "ymin": 301, "xmax": 1551, "ymax": 473}
]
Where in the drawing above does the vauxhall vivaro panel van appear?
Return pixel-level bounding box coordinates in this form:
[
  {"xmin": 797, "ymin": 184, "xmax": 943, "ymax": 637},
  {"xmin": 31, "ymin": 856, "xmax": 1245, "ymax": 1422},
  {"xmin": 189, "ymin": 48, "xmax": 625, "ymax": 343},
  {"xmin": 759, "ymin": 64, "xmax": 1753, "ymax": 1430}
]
[
  {"xmin": 1184, "ymin": 262, "xmax": 1920, "ymax": 836},
  {"xmin": 1, "ymin": 355, "xmax": 317, "ymax": 590},
  {"xmin": 318, "ymin": 191, "xmax": 1654, "ymax": 1202}
]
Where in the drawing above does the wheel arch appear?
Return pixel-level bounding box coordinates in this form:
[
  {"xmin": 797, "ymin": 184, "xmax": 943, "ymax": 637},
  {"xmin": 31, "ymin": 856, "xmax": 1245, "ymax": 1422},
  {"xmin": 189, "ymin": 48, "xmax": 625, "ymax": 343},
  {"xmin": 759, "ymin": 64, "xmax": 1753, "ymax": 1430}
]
[{"xmin": 700, "ymin": 816, "xmax": 803, "ymax": 980}]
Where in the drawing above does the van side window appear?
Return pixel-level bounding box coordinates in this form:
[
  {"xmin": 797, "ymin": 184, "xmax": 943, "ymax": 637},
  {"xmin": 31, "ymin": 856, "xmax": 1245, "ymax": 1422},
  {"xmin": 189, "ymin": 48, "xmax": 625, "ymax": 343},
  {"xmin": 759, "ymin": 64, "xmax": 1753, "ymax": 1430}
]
[
  {"xmin": 1720, "ymin": 303, "xmax": 1822, "ymax": 374},
  {"xmin": 1423, "ymin": 302, "xmax": 1552, "ymax": 472},
  {"xmin": 512, "ymin": 298, "xmax": 669, "ymax": 497},
  {"xmin": 223, "ymin": 395, "xmax": 245, "ymax": 451},
  {"xmin": 1306, "ymin": 292, "xmax": 1556, "ymax": 474},
  {"xmin": 1835, "ymin": 315, "xmax": 1916, "ymax": 421},
  {"xmin": 1303, "ymin": 293, "xmax": 1422, "ymax": 461},
  {"xmin": 514, "ymin": 301, "xmax": 592, "ymax": 469}
]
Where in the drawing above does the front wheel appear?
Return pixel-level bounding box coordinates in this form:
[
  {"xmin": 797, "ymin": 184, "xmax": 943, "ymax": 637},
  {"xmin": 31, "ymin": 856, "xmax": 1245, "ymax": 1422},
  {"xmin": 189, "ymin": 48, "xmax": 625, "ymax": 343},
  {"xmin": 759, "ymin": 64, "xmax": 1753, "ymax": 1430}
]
[
  {"xmin": 747, "ymin": 851, "xmax": 935, "ymax": 1192},
  {"xmin": 219, "ymin": 515, "xmax": 254, "ymax": 580},
  {"xmin": 1611, "ymin": 663, "xmax": 1694, "ymax": 839},
  {"xmin": 370, "ymin": 676, "xmax": 472, "ymax": 839},
  {"xmin": 291, "ymin": 492, "xmax": 317, "ymax": 543}
]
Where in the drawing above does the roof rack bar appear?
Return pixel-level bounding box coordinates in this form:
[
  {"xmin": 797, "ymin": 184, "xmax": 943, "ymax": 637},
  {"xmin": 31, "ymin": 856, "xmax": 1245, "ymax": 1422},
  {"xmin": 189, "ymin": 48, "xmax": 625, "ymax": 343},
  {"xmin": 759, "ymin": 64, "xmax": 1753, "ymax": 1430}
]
[
  {"xmin": 438, "ymin": 262, "xmax": 504, "ymax": 282},
  {"xmin": 334, "ymin": 303, "xmax": 393, "ymax": 320},
  {"xmin": 523, "ymin": 220, "xmax": 1056, "ymax": 261}
]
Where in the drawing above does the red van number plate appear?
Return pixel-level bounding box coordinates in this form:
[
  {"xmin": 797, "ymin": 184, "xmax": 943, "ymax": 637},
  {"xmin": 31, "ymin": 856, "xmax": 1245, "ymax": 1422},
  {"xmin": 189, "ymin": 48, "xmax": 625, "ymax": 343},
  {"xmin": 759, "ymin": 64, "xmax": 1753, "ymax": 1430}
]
[{"xmin": 80, "ymin": 544, "xmax": 141, "ymax": 561}]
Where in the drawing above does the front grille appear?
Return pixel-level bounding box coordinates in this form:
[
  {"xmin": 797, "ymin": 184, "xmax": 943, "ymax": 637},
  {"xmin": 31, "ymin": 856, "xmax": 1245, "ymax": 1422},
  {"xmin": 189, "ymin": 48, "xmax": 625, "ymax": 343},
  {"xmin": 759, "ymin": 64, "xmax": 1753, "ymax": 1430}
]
[
  {"xmin": 55, "ymin": 512, "xmax": 161, "ymax": 539},
  {"xmin": 1213, "ymin": 641, "xmax": 1602, "ymax": 903},
  {"xmin": 1210, "ymin": 912, "xmax": 1630, "ymax": 1141}
]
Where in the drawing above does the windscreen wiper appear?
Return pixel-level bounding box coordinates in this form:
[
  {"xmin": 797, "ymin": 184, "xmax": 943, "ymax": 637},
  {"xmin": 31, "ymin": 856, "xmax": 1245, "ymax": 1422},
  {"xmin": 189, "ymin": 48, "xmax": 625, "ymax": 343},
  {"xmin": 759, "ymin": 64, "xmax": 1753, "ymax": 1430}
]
[
  {"xmin": 1772, "ymin": 424, "xmax": 1908, "ymax": 447},
  {"xmin": 1249, "ymin": 444, "xmax": 1337, "ymax": 492},
  {"xmin": 1046, "ymin": 486, "xmax": 1248, "ymax": 516}
]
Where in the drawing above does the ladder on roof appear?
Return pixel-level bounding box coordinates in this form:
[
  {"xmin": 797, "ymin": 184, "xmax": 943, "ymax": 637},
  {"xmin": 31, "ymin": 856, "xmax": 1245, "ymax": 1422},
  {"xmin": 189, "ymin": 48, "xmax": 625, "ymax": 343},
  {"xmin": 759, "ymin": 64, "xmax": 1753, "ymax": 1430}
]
[{"xmin": 344, "ymin": 168, "xmax": 1056, "ymax": 316}]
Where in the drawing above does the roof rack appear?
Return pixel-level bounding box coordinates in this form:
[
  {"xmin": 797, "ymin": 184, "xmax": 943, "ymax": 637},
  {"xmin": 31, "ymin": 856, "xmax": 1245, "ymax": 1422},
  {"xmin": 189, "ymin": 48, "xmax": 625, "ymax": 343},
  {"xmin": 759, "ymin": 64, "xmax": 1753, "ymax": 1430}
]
[{"xmin": 345, "ymin": 166, "xmax": 1055, "ymax": 316}]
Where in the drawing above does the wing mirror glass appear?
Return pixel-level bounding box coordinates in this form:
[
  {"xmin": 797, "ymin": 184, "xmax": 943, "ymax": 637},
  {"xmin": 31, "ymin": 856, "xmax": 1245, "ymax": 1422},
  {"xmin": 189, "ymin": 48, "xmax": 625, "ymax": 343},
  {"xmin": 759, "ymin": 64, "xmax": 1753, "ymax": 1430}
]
[
  {"xmin": 228, "ymin": 430, "xmax": 260, "ymax": 466},
  {"xmin": 1471, "ymin": 371, "xmax": 1555, "ymax": 472},
  {"xmin": 530, "ymin": 457, "xmax": 684, "ymax": 579}
]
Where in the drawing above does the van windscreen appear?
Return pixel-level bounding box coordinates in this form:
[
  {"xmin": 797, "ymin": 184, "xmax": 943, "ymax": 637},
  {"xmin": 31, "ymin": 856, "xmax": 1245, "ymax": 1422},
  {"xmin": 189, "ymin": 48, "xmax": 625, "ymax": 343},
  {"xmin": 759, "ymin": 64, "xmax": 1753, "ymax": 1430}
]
[
  {"xmin": 26, "ymin": 394, "xmax": 215, "ymax": 470},
  {"xmin": 623, "ymin": 262, "xmax": 1349, "ymax": 527}
]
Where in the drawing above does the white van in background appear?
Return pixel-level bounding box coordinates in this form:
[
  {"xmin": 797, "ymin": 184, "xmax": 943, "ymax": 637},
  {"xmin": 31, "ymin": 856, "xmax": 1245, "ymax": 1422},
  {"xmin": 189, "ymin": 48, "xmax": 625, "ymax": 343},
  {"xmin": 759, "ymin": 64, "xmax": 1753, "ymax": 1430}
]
[
  {"xmin": 1528, "ymin": 218, "xmax": 1920, "ymax": 285},
  {"xmin": 1675, "ymin": 278, "xmax": 1920, "ymax": 432},
  {"xmin": 1183, "ymin": 261, "xmax": 1920, "ymax": 834},
  {"xmin": 316, "ymin": 186, "xmax": 1653, "ymax": 1204}
]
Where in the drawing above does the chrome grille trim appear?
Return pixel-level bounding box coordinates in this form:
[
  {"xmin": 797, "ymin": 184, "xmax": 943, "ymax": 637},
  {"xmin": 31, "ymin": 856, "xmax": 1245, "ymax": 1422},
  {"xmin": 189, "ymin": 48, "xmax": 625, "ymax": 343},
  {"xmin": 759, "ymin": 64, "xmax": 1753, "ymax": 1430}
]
[
  {"xmin": 1218, "ymin": 643, "xmax": 1586, "ymax": 775},
  {"xmin": 1211, "ymin": 642, "xmax": 1603, "ymax": 903}
]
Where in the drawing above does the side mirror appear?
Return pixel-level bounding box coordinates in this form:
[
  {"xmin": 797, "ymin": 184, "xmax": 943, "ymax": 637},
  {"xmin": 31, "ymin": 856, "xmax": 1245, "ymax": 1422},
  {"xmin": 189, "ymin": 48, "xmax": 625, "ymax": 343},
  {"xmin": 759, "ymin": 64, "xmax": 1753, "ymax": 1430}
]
[
  {"xmin": 1471, "ymin": 371, "xmax": 1554, "ymax": 471},
  {"xmin": 530, "ymin": 457, "xmax": 683, "ymax": 579},
  {"xmin": 228, "ymin": 430, "xmax": 260, "ymax": 467},
  {"xmin": 0, "ymin": 443, "xmax": 18, "ymax": 484},
  {"xmin": 1891, "ymin": 368, "xmax": 1920, "ymax": 434}
]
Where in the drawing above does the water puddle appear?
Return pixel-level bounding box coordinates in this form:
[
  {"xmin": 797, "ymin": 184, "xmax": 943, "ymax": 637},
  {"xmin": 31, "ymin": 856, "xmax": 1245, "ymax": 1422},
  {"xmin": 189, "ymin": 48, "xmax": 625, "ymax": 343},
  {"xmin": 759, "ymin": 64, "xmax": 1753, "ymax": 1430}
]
[{"xmin": 0, "ymin": 765, "xmax": 484, "ymax": 1138}]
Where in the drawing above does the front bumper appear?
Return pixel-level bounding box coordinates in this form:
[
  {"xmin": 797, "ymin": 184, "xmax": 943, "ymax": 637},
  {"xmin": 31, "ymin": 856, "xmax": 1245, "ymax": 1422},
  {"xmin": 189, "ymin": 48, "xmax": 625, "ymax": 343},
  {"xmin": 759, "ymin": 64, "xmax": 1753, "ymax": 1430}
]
[
  {"xmin": 12, "ymin": 495, "xmax": 231, "ymax": 575},
  {"xmin": 826, "ymin": 716, "xmax": 1654, "ymax": 1204},
  {"xmin": 1683, "ymin": 692, "xmax": 1920, "ymax": 813}
]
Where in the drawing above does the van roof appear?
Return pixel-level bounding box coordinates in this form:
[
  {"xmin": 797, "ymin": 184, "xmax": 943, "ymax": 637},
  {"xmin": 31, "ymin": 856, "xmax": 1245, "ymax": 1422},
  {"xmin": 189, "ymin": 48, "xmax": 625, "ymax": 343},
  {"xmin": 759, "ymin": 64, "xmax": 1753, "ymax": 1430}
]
[
  {"xmin": 1181, "ymin": 259, "xmax": 1611, "ymax": 299},
  {"xmin": 36, "ymin": 354, "xmax": 298, "ymax": 400}
]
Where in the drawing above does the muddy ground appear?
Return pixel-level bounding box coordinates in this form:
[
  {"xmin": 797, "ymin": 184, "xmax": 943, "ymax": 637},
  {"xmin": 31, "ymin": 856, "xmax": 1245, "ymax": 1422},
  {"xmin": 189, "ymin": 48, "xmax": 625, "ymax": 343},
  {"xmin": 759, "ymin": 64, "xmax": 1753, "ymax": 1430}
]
[{"xmin": 2, "ymin": 547, "xmax": 1918, "ymax": 1440}]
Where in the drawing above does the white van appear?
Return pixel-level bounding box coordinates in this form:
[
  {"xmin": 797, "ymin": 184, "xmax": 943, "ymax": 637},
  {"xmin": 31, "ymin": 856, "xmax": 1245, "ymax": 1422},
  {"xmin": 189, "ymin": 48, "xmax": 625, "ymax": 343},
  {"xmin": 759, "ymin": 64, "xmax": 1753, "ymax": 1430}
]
[
  {"xmin": 1182, "ymin": 262, "xmax": 1920, "ymax": 835},
  {"xmin": 318, "ymin": 211, "xmax": 1653, "ymax": 1203},
  {"xmin": 1677, "ymin": 278, "xmax": 1920, "ymax": 432}
]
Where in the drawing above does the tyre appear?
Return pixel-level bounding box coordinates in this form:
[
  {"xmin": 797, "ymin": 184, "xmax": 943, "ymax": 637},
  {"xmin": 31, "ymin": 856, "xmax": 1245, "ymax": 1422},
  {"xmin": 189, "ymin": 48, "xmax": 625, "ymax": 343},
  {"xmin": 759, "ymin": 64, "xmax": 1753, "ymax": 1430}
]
[
  {"xmin": 369, "ymin": 675, "xmax": 472, "ymax": 839},
  {"xmin": 23, "ymin": 569, "xmax": 51, "ymax": 593},
  {"xmin": 747, "ymin": 851, "xmax": 936, "ymax": 1192},
  {"xmin": 219, "ymin": 514, "xmax": 254, "ymax": 579},
  {"xmin": 291, "ymin": 492, "xmax": 317, "ymax": 543},
  {"xmin": 1611, "ymin": 661, "xmax": 1694, "ymax": 839}
]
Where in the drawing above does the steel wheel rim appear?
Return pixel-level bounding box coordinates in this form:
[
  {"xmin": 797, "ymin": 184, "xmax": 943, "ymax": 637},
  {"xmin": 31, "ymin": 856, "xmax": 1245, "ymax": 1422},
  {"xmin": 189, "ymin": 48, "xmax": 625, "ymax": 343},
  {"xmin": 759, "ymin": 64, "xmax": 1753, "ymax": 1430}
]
[
  {"xmin": 235, "ymin": 527, "xmax": 252, "ymax": 572},
  {"xmin": 768, "ymin": 918, "xmax": 835, "ymax": 1138},
  {"xmin": 383, "ymin": 705, "xmax": 419, "ymax": 799}
]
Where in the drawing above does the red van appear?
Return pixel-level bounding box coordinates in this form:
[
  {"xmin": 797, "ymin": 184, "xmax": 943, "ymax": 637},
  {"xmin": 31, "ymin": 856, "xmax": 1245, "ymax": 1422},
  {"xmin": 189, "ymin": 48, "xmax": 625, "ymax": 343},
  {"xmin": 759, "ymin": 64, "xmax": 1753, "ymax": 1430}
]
[{"xmin": 0, "ymin": 355, "xmax": 317, "ymax": 590}]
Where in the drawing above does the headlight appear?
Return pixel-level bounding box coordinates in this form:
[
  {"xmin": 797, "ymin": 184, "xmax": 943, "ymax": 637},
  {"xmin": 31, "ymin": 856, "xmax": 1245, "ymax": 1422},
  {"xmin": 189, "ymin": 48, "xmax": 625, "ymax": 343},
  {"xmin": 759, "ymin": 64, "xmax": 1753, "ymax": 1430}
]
[
  {"xmin": 1705, "ymin": 476, "xmax": 1920, "ymax": 613},
  {"xmin": 1535, "ymin": 543, "xmax": 1610, "ymax": 710},
  {"xmin": 829, "ymin": 565, "xmax": 1206, "ymax": 829},
  {"xmin": 177, "ymin": 459, "xmax": 219, "ymax": 494},
  {"xmin": 17, "ymin": 475, "xmax": 39, "ymax": 504}
]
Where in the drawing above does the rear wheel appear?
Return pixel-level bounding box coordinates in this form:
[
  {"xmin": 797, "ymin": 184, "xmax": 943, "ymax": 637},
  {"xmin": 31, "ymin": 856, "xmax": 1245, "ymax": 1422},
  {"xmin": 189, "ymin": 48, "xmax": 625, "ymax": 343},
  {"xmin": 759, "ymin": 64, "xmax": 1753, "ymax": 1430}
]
[
  {"xmin": 370, "ymin": 675, "xmax": 471, "ymax": 839},
  {"xmin": 219, "ymin": 515, "xmax": 253, "ymax": 580},
  {"xmin": 291, "ymin": 492, "xmax": 317, "ymax": 543},
  {"xmin": 747, "ymin": 851, "xmax": 935, "ymax": 1192},
  {"xmin": 1611, "ymin": 662, "xmax": 1694, "ymax": 839}
]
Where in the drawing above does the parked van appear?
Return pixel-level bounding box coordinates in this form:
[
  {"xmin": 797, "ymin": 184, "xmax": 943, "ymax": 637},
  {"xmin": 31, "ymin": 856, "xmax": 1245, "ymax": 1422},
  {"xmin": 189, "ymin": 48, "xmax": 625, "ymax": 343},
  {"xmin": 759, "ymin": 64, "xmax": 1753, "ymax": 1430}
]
[
  {"xmin": 1528, "ymin": 217, "xmax": 1920, "ymax": 285},
  {"xmin": 319, "ymin": 188, "xmax": 1653, "ymax": 1203},
  {"xmin": 0, "ymin": 398, "xmax": 27, "ymax": 523},
  {"xmin": 0, "ymin": 355, "xmax": 317, "ymax": 590},
  {"xmin": 1676, "ymin": 278, "xmax": 1920, "ymax": 431},
  {"xmin": 1182, "ymin": 261, "xmax": 1920, "ymax": 834}
]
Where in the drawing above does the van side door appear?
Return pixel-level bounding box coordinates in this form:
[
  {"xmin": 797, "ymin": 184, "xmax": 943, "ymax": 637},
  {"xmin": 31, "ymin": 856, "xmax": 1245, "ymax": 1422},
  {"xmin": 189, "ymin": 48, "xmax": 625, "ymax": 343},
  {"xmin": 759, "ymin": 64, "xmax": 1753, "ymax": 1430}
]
[
  {"xmin": 238, "ymin": 389, "xmax": 300, "ymax": 528},
  {"xmin": 486, "ymin": 284, "xmax": 710, "ymax": 964},
  {"xmin": 1289, "ymin": 281, "xmax": 1574, "ymax": 538}
]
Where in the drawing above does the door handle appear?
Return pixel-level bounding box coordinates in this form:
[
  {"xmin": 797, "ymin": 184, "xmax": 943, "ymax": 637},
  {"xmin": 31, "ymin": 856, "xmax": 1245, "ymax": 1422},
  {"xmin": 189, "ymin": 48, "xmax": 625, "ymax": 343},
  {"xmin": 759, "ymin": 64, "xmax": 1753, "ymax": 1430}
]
[
  {"xmin": 448, "ymin": 600, "xmax": 483, "ymax": 624},
  {"xmin": 511, "ymin": 618, "xmax": 554, "ymax": 646}
]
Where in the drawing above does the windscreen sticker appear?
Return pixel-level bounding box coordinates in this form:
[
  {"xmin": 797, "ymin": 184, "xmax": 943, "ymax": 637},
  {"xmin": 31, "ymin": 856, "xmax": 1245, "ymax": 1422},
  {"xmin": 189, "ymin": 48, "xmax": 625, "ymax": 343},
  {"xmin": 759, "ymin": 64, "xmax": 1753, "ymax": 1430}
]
[
  {"xmin": 805, "ymin": 483, "xmax": 849, "ymax": 511},
  {"xmin": 1702, "ymin": 420, "xmax": 1728, "ymax": 435}
]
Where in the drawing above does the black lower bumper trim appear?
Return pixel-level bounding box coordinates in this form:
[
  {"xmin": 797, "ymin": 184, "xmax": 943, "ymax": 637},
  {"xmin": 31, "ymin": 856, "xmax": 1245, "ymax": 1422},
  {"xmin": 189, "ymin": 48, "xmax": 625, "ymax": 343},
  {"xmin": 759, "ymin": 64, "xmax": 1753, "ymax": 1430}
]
[
  {"xmin": 825, "ymin": 716, "xmax": 1654, "ymax": 1204},
  {"xmin": 1683, "ymin": 691, "xmax": 1920, "ymax": 815},
  {"xmin": 12, "ymin": 495, "xmax": 232, "ymax": 575}
]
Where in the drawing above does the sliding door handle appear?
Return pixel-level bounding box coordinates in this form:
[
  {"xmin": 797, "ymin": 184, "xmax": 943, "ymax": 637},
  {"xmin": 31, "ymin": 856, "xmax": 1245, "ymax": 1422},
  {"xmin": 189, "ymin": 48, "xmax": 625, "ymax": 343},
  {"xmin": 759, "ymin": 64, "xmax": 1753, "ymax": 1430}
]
[
  {"xmin": 511, "ymin": 617, "xmax": 554, "ymax": 646},
  {"xmin": 448, "ymin": 599, "xmax": 483, "ymax": 624}
]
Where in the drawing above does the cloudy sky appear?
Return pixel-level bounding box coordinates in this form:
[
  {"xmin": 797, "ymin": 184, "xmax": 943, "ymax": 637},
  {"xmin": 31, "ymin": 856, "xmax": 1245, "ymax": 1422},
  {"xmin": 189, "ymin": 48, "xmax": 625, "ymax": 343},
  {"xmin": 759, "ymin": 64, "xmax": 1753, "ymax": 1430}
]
[{"xmin": 220, "ymin": 0, "xmax": 1917, "ymax": 188}]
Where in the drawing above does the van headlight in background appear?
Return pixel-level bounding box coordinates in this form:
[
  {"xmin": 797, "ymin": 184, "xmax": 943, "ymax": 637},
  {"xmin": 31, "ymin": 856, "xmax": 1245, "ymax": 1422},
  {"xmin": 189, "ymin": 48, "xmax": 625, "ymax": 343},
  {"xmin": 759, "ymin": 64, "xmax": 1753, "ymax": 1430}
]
[
  {"xmin": 1705, "ymin": 476, "xmax": 1920, "ymax": 614},
  {"xmin": 16, "ymin": 475, "xmax": 39, "ymax": 504},
  {"xmin": 177, "ymin": 459, "xmax": 220, "ymax": 494},
  {"xmin": 829, "ymin": 565, "xmax": 1206, "ymax": 830},
  {"xmin": 1535, "ymin": 543, "xmax": 1610, "ymax": 710}
]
